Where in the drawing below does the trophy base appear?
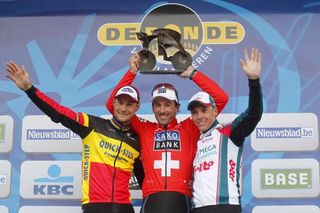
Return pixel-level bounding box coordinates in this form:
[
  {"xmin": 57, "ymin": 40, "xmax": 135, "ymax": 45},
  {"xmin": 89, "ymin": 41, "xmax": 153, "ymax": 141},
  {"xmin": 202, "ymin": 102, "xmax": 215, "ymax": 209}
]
[{"xmin": 140, "ymin": 70, "xmax": 183, "ymax": 74}]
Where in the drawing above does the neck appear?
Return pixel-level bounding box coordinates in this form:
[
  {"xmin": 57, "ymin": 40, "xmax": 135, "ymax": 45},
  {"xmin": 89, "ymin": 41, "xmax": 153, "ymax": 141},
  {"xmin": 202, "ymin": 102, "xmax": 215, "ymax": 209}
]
[
  {"xmin": 111, "ymin": 116, "xmax": 131, "ymax": 131},
  {"xmin": 202, "ymin": 120, "xmax": 219, "ymax": 134}
]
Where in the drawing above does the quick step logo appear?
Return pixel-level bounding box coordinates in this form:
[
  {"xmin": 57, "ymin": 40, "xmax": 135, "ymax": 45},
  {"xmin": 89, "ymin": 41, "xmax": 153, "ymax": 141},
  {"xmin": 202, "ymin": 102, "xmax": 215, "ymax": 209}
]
[
  {"xmin": 252, "ymin": 159, "xmax": 319, "ymax": 198},
  {"xmin": 22, "ymin": 115, "xmax": 81, "ymax": 153},
  {"xmin": 251, "ymin": 113, "xmax": 319, "ymax": 151}
]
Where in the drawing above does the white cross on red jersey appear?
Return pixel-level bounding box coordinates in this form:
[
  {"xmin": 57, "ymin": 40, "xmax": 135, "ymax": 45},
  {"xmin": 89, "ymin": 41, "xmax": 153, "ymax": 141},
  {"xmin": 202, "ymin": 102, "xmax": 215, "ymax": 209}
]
[{"xmin": 154, "ymin": 152, "xmax": 179, "ymax": 176}]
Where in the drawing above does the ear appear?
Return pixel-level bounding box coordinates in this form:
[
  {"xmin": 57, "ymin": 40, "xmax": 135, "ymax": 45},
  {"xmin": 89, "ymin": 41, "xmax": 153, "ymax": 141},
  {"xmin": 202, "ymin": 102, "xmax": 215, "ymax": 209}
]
[
  {"xmin": 176, "ymin": 104, "xmax": 180, "ymax": 113},
  {"xmin": 213, "ymin": 107, "xmax": 218, "ymax": 116},
  {"xmin": 136, "ymin": 103, "xmax": 140, "ymax": 112}
]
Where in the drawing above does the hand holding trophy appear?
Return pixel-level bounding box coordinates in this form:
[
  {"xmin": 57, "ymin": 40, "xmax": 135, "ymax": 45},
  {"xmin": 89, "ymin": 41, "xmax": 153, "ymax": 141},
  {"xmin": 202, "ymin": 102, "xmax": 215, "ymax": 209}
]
[{"xmin": 136, "ymin": 28, "xmax": 192, "ymax": 74}]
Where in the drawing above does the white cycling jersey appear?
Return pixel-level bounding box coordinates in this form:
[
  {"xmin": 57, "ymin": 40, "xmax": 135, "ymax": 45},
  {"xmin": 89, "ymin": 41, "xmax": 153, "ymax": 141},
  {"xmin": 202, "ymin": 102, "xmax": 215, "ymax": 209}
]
[
  {"xmin": 192, "ymin": 79, "xmax": 262, "ymax": 209},
  {"xmin": 192, "ymin": 123, "xmax": 242, "ymax": 207}
]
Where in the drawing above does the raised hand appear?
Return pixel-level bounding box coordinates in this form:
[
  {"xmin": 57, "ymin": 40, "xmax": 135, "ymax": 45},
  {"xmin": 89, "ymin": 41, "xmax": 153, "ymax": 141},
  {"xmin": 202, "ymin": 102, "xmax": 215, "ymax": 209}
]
[
  {"xmin": 128, "ymin": 53, "xmax": 141, "ymax": 74},
  {"xmin": 178, "ymin": 64, "xmax": 195, "ymax": 78},
  {"xmin": 5, "ymin": 61, "xmax": 32, "ymax": 91},
  {"xmin": 240, "ymin": 47, "xmax": 261, "ymax": 79}
]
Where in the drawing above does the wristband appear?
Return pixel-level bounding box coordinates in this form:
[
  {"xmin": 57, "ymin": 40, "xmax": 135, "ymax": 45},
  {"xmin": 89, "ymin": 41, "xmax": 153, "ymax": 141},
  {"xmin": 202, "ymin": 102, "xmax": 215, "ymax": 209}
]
[{"xmin": 189, "ymin": 69, "xmax": 197, "ymax": 80}]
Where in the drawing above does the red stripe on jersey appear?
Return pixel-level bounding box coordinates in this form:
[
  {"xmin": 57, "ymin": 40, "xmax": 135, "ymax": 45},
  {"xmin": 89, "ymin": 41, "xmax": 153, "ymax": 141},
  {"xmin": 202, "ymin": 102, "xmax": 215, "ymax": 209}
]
[
  {"xmin": 35, "ymin": 89, "xmax": 78, "ymax": 121},
  {"xmin": 218, "ymin": 125, "xmax": 232, "ymax": 137}
]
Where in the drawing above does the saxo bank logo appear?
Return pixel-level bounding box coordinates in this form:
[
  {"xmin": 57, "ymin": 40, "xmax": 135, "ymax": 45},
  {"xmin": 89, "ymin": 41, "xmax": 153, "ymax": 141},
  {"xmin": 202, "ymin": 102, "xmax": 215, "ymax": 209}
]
[
  {"xmin": 252, "ymin": 159, "xmax": 319, "ymax": 198},
  {"xmin": 20, "ymin": 161, "xmax": 81, "ymax": 199},
  {"xmin": 98, "ymin": 3, "xmax": 244, "ymax": 69}
]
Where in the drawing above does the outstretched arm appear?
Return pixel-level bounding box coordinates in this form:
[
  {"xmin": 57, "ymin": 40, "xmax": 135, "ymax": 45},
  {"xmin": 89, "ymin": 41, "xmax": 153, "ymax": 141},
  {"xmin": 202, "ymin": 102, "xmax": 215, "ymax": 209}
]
[
  {"xmin": 179, "ymin": 65, "xmax": 229, "ymax": 114},
  {"xmin": 229, "ymin": 47, "xmax": 263, "ymax": 146},
  {"xmin": 5, "ymin": 62, "xmax": 91, "ymax": 138}
]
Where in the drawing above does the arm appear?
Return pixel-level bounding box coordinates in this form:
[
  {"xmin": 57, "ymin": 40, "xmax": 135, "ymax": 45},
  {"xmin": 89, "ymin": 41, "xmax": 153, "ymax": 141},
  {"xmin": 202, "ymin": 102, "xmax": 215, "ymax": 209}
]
[
  {"xmin": 6, "ymin": 62, "xmax": 91, "ymax": 138},
  {"xmin": 229, "ymin": 48, "xmax": 263, "ymax": 146},
  {"xmin": 106, "ymin": 53, "xmax": 140, "ymax": 114},
  {"xmin": 179, "ymin": 65, "xmax": 229, "ymax": 114}
]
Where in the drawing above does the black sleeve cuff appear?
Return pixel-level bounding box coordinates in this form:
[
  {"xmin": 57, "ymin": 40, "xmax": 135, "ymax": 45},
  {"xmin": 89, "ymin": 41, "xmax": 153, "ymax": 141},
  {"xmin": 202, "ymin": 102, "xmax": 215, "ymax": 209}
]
[
  {"xmin": 249, "ymin": 78, "xmax": 260, "ymax": 87},
  {"xmin": 25, "ymin": 85, "xmax": 36, "ymax": 96}
]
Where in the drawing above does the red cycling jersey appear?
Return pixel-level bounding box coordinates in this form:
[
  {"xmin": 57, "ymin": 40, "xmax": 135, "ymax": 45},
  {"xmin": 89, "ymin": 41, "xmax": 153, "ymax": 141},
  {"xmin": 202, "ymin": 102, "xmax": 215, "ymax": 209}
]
[{"xmin": 106, "ymin": 70, "xmax": 228, "ymax": 198}]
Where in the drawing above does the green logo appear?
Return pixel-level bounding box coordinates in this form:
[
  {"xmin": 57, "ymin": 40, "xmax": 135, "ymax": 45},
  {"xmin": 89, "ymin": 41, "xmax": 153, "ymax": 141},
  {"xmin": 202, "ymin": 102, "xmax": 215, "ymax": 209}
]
[
  {"xmin": 261, "ymin": 169, "xmax": 312, "ymax": 189},
  {"xmin": 0, "ymin": 124, "xmax": 5, "ymax": 143}
]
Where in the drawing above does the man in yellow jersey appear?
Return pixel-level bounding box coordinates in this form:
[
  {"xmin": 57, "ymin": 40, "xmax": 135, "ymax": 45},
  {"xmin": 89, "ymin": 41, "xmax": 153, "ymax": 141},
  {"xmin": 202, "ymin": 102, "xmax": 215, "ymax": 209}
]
[{"xmin": 6, "ymin": 61, "xmax": 143, "ymax": 213}]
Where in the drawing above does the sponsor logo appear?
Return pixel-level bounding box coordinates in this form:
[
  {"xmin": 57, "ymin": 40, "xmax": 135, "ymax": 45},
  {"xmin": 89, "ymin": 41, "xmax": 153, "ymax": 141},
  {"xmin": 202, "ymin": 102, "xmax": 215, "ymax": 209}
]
[
  {"xmin": 129, "ymin": 174, "xmax": 140, "ymax": 190},
  {"xmin": 33, "ymin": 164, "xmax": 74, "ymax": 196},
  {"xmin": 251, "ymin": 113, "xmax": 319, "ymax": 152},
  {"xmin": 261, "ymin": 169, "xmax": 312, "ymax": 189},
  {"xmin": 97, "ymin": 3, "xmax": 244, "ymax": 69},
  {"xmin": 256, "ymin": 127, "xmax": 314, "ymax": 138},
  {"xmin": 22, "ymin": 115, "xmax": 82, "ymax": 153},
  {"xmin": 0, "ymin": 116, "xmax": 14, "ymax": 153},
  {"xmin": 198, "ymin": 143, "xmax": 217, "ymax": 160},
  {"xmin": 100, "ymin": 140, "xmax": 134, "ymax": 160},
  {"xmin": 0, "ymin": 124, "xmax": 5, "ymax": 143},
  {"xmin": 83, "ymin": 144, "xmax": 90, "ymax": 180},
  {"xmin": 194, "ymin": 160, "xmax": 214, "ymax": 173},
  {"xmin": 20, "ymin": 161, "xmax": 81, "ymax": 199},
  {"xmin": 229, "ymin": 160, "xmax": 236, "ymax": 182},
  {"xmin": 0, "ymin": 175, "xmax": 7, "ymax": 185},
  {"xmin": 252, "ymin": 159, "xmax": 319, "ymax": 198},
  {"xmin": 26, "ymin": 129, "xmax": 80, "ymax": 140},
  {"xmin": 154, "ymin": 130, "xmax": 181, "ymax": 150},
  {"xmin": 0, "ymin": 160, "xmax": 11, "ymax": 198}
]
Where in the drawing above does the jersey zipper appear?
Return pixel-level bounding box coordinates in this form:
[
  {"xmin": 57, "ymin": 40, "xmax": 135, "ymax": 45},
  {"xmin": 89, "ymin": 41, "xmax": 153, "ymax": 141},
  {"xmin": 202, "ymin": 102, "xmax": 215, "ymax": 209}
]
[
  {"xmin": 164, "ymin": 126, "xmax": 168, "ymax": 190},
  {"xmin": 111, "ymin": 129, "xmax": 124, "ymax": 202}
]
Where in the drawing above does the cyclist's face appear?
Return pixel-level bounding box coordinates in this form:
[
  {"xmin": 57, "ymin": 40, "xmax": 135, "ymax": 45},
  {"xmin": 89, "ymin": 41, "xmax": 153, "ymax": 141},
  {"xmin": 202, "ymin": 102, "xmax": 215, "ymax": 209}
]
[
  {"xmin": 152, "ymin": 97, "xmax": 179, "ymax": 126},
  {"xmin": 113, "ymin": 95, "xmax": 139, "ymax": 124},
  {"xmin": 190, "ymin": 105, "xmax": 217, "ymax": 132}
]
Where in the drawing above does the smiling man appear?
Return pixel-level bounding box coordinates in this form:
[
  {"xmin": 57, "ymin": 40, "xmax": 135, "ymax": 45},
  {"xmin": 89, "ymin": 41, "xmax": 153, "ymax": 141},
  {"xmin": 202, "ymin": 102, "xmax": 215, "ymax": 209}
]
[
  {"xmin": 106, "ymin": 53, "xmax": 229, "ymax": 213},
  {"xmin": 6, "ymin": 62, "xmax": 142, "ymax": 213},
  {"xmin": 188, "ymin": 48, "xmax": 263, "ymax": 213}
]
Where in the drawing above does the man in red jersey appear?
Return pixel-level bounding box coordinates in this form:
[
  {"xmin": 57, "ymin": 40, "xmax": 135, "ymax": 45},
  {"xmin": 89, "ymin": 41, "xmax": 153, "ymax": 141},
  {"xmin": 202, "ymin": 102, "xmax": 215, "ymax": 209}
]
[
  {"xmin": 106, "ymin": 53, "xmax": 229, "ymax": 213},
  {"xmin": 6, "ymin": 61, "xmax": 143, "ymax": 213}
]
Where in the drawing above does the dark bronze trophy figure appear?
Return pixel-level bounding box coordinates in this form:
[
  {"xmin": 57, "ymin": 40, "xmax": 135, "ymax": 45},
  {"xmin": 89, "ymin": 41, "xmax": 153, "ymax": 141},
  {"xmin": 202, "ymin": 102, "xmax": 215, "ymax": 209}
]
[{"xmin": 136, "ymin": 28, "xmax": 192, "ymax": 74}]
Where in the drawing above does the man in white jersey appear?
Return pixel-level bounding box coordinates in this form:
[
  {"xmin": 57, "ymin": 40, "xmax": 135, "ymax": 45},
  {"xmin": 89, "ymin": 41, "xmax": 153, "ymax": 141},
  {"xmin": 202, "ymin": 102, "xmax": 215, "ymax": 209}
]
[{"xmin": 187, "ymin": 47, "xmax": 263, "ymax": 213}]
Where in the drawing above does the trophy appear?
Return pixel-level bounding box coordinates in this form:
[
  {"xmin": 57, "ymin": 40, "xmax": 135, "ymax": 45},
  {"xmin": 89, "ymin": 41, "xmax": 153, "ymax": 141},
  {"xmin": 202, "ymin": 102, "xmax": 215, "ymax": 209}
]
[{"xmin": 136, "ymin": 28, "xmax": 192, "ymax": 74}]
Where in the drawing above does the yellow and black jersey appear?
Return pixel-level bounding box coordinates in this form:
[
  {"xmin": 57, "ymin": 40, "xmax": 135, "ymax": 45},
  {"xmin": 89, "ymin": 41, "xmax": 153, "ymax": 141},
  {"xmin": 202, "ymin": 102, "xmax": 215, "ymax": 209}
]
[{"xmin": 26, "ymin": 86, "xmax": 141, "ymax": 204}]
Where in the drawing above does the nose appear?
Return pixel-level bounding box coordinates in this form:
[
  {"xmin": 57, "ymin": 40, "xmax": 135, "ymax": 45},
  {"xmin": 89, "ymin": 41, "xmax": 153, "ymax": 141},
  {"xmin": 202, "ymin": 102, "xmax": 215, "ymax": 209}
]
[
  {"xmin": 159, "ymin": 105, "xmax": 166, "ymax": 113},
  {"xmin": 119, "ymin": 104, "xmax": 127, "ymax": 112},
  {"xmin": 196, "ymin": 112, "xmax": 204, "ymax": 120}
]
